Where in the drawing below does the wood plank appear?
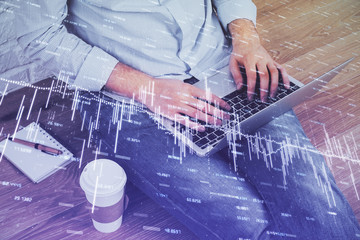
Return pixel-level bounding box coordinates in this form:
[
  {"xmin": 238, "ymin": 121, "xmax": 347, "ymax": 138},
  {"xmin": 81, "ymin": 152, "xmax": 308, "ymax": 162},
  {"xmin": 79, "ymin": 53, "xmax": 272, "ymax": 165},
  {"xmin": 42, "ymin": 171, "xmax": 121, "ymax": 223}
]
[
  {"xmin": 284, "ymin": 32, "xmax": 360, "ymax": 83},
  {"xmin": 295, "ymin": 75, "xmax": 360, "ymax": 146},
  {"xmin": 0, "ymin": 161, "xmax": 85, "ymax": 239},
  {"xmin": 0, "ymin": 159, "xmax": 32, "ymax": 197},
  {"xmin": 255, "ymin": 0, "xmax": 360, "ymax": 63},
  {"xmin": 256, "ymin": 0, "xmax": 339, "ymax": 26},
  {"xmin": 10, "ymin": 182, "xmax": 195, "ymax": 240}
]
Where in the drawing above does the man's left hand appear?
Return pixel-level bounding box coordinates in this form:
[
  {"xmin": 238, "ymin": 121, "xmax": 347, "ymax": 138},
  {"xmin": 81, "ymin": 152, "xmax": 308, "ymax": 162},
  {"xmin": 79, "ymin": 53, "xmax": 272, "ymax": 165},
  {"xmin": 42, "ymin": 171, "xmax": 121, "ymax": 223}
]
[{"xmin": 228, "ymin": 19, "xmax": 290, "ymax": 102}]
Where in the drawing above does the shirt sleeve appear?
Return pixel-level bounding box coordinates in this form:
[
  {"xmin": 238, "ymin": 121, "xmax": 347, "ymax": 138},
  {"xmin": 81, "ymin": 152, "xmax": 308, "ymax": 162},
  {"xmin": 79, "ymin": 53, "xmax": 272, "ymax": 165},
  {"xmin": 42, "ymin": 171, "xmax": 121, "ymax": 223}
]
[
  {"xmin": 14, "ymin": 0, "xmax": 118, "ymax": 92},
  {"xmin": 212, "ymin": 0, "xmax": 257, "ymax": 29}
]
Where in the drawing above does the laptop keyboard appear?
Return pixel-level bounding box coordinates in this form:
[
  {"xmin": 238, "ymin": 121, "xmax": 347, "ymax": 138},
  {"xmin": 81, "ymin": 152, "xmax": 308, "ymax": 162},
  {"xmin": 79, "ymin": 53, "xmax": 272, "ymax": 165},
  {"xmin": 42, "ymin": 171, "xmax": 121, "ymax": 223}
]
[{"xmin": 178, "ymin": 81, "xmax": 301, "ymax": 150}]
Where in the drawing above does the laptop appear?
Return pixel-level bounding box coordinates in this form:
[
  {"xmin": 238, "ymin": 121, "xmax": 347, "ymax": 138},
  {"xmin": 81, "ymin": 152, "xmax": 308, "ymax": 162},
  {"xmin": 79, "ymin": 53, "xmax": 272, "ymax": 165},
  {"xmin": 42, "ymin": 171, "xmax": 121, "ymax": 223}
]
[{"xmin": 103, "ymin": 58, "xmax": 353, "ymax": 157}]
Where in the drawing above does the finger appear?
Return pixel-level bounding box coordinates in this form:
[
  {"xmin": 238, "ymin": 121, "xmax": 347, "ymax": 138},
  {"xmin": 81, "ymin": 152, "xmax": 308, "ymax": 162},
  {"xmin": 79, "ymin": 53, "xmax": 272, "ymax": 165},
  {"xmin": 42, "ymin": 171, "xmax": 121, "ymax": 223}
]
[
  {"xmin": 196, "ymin": 108, "xmax": 223, "ymax": 126},
  {"xmin": 165, "ymin": 101, "xmax": 188, "ymax": 114},
  {"xmin": 257, "ymin": 64, "xmax": 269, "ymax": 102},
  {"xmin": 275, "ymin": 62, "xmax": 290, "ymax": 89},
  {"xmin": 245, "ymin": 62, "xmax": 257, "ymax": 101},
  {"xmin": 173, "ymin": 114, "xmax": 206, "ymax": 132},
  {"xmin": 163, "ymin": 105, "xmax": 205, "ymax": 130},
  {"xmin": 177, "ymin": 86, "xmax": 230, "ymax": 119},
  {"xmin": 185, "ymin": 99, "xmax": 229, "ymax": 125},
  {"xmin": 192, "ymin": 88, "xmax": 231, "ymax": 111},
  {"xmin": 229, "ymin": 57, "xmax": 243, "ymax": 90},
  {"xmin": 195, "ymin": 99, "xmax": 231, "ymax": 121},
  {"xmin": 268, "ymin": 64, "xmax": 279, "ymax": 98},
  {"xmin": 181, "ymin": 103, "xmax": 223, "ymax": 126}
]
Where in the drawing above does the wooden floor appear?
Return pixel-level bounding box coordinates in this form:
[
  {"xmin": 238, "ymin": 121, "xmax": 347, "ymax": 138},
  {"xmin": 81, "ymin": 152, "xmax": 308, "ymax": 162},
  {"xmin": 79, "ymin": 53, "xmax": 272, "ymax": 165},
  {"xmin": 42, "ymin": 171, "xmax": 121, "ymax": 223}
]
[{"xmin": 0, "ymin": 0, "xmax": 359, "ymax": 239}]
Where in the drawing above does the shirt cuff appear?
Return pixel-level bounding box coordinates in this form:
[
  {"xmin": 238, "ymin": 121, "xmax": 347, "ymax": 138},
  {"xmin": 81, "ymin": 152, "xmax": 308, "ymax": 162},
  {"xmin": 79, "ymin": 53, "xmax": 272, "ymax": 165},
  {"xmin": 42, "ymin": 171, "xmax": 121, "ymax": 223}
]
[
  {"xmin": 216, "ymin": 0, "xmax": 257, "ymax": 31},
  {"xmin": 73, "ymin": 46, "xmax": 118, "ymax": 92}
]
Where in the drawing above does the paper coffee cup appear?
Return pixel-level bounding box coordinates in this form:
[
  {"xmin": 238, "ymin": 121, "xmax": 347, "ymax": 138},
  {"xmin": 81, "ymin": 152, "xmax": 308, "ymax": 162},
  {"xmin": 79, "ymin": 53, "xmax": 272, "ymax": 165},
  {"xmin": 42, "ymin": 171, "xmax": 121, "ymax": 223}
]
[{"xmin": 80, "ymin": 159, "xmax": 127, "ymax": 233}]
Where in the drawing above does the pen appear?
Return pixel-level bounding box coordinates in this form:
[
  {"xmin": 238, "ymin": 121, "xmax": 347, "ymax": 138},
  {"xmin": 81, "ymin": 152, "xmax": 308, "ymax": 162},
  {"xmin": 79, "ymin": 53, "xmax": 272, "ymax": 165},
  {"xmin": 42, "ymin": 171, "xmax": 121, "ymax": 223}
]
[{"xmin": 8, "ymin": 137, "xmax": 63, "ymax": 156}]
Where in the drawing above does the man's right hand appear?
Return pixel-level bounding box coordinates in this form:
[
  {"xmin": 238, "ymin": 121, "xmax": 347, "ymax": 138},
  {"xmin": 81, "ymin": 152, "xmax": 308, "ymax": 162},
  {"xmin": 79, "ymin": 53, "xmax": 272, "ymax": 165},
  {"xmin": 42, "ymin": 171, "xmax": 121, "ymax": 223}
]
[
  {"xmin": 140, "ymin": 78, "xmax": 231, "ymax": 131},
  {"xmin": 105, "ymin": 63, "xmax": 231, "ymax": 132}
]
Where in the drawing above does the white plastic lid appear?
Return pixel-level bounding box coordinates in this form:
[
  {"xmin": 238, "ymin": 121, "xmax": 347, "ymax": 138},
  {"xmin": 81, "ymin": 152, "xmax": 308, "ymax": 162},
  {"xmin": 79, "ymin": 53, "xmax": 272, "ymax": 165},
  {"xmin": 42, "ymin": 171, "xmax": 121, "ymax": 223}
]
[{"xmin": 80, "ymin": 159, "xmax": 127, "ymax": 197}]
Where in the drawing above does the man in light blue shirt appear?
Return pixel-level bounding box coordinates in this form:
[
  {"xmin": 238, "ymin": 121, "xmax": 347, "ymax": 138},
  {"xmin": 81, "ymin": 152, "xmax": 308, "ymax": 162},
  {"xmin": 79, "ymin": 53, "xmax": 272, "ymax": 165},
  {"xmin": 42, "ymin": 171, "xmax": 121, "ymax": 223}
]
[
  {"xmin": 8, "ymin": 0, "xmax": 360, "ymax": 239},
  {"xmin": 13, "ymin": 0, "xmax": 289, "ymax": 129}
]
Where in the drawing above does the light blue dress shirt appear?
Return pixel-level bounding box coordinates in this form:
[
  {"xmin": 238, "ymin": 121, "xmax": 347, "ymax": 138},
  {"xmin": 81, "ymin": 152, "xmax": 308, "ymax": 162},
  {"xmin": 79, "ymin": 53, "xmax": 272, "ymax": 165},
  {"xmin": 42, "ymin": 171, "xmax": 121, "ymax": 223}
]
[{"xmin": 10, "ymin": 0, "xmax": 256, "ymax": 92}]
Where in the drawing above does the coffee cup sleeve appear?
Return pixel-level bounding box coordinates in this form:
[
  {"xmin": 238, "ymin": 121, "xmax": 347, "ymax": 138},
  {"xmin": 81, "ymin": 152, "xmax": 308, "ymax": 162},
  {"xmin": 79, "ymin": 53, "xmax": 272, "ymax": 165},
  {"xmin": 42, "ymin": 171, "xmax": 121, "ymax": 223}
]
[{"xmin": 89, "ymin": 194, "xmax": 129, "ymax": 224}]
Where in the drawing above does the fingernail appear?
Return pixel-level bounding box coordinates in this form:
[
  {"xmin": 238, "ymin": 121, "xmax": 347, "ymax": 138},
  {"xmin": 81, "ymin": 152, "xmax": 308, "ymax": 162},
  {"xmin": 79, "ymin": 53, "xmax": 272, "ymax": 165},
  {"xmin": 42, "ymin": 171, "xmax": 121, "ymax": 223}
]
[
  {"xmin": 216, "ymin": 119, "xmax": 222, "ymax": 126},
  {"xmin": 199, "ymin": 126, "xmax": 205, "ymax": 132},
  {"xmin": 224, "ymin": 114, "xmax": 231, "ymax": 120}
]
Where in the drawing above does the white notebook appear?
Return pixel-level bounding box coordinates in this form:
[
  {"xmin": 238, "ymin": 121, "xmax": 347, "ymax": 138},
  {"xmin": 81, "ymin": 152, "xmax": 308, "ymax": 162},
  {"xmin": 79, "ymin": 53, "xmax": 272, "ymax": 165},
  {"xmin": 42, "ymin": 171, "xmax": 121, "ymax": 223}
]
[{"xmin": 0, "ymin": 122, "xmax": 73, "ymax": 183}]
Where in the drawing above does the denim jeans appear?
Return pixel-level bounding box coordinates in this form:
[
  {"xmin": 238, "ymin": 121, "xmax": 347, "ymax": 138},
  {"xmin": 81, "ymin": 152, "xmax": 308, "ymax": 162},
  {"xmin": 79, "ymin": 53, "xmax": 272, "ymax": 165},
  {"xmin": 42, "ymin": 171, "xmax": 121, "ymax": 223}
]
[{"xmin": 79, "ymin": 91, "xmax": 360, "ymax": 239}]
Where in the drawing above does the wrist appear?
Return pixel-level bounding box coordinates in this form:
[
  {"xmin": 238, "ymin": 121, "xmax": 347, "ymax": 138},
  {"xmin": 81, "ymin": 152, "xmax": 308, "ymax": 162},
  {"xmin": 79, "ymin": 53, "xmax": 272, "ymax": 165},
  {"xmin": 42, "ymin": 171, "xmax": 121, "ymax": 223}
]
[
  {"xmin": 105, "ymin": 62, "xmax": 153, "ymax": 103},
  {"xmin": 228, "ymin": 19, "xmax": 260, "ymax": 44}
]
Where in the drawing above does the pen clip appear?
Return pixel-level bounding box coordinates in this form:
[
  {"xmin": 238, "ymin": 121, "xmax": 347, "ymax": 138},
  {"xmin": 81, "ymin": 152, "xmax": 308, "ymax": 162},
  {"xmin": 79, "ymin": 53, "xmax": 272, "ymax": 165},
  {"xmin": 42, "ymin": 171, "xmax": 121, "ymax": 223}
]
[{"xmin": 41, "ymin": 150, "xmax": 60, "ymax": 156}]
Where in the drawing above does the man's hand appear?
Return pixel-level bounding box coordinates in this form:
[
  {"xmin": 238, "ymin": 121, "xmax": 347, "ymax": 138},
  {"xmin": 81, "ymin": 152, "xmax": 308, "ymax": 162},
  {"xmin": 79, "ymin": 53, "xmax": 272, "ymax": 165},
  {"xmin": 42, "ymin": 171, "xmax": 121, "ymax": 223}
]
[
  {"xmin": 105, "ymin": 63, "xmax": 231, "ymax": 131},
  {"xmin": 228, "ymin": 19, "xmax": 290, "ymax": 102},
  {"xmin": 139, "ymin": 78, "xmax": 231, "ymax": 131}
]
